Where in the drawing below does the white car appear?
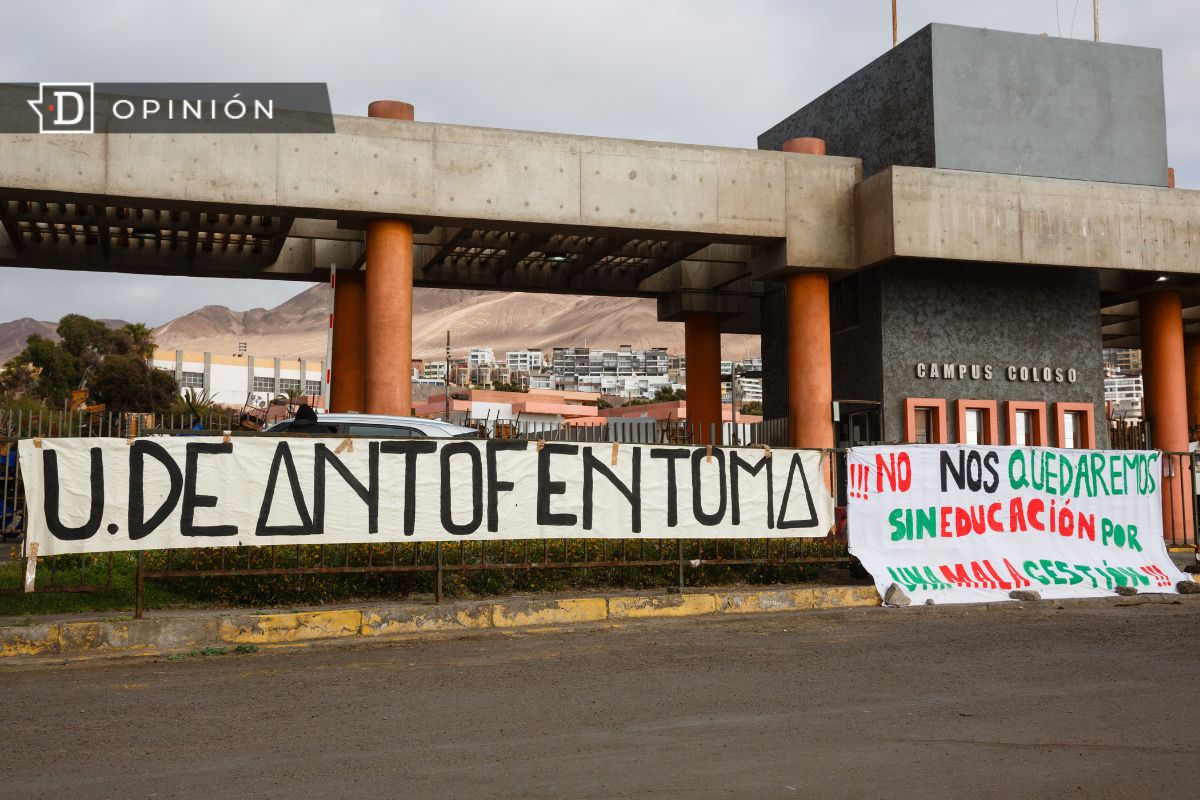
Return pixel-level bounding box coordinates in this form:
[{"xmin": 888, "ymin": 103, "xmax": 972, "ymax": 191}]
[{"xmin": 264, "ymin": 413, "xmax": 481, "ymax": 439}]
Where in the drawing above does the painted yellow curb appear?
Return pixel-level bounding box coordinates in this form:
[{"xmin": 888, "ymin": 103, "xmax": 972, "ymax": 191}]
[
  {"xmin": 609, "ymin": 594, "xmax": 719, "ymax": 619},
  {"xmin": 491, "ymin": 598, "xmax": 609, "ymax": 628},
  {"xmin": 1, "ymin": 585, "xmax": 881, "ymax": 659},
  {"xmin": 220, "ymin": 610, "xmax": 363, "ymax": 645}
]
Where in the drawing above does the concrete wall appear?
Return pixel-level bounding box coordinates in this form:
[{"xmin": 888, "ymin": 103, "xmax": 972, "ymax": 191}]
[
  {"xmin": 760, "ymin": 24, "xmax": 1168, "ymax": 187},
  {"xmin": 878, "ymin": 261, "xmax": 1107, "ymax": 446},
  {"xmin": 759, "ymin": 25, "xmax": 935, "ymax": 178},
  {"xmin": 930, "ymin": 25, "xmax": 1167, "ymax": 186}
]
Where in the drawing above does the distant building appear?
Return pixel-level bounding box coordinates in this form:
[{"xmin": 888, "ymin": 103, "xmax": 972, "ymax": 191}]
[
  {"xmin": 505, "ymin": 349, "xmax": 545, "ymax": 372},
  {"xmin": 151, "ymin": 349, "xmax": 325, "ymax": 408},
  {"xmin": 1103, "ymin": 348, "xmax": 1142, "ymax": 375},
  {"xmin": 468, "ymin": 347, "xmax": 496, "ymax": 368},
  {"xmin": 1105, "ymin": 372, "xmax": 1143, "ymax": 419}
]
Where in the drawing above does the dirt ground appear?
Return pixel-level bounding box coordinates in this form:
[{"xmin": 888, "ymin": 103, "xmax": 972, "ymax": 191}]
[{"xmin": 3, "ymin": 598, "xmax": 1198, "ymax": 799}]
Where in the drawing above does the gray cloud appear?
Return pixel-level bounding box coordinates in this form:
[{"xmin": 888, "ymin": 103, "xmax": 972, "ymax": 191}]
[{"xmin": 2, "ymin": 0, "xmax": 1196, "ymax": 323}]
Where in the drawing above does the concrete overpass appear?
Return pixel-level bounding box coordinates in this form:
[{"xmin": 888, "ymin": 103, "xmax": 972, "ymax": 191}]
[{"xmin": 4, "ymin": 87, "xmax": 1200, "ymax": 447}]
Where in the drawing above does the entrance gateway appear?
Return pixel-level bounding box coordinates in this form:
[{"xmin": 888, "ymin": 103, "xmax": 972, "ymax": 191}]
[{"xmin": 2, "ymin": 24, "xmax": 1199, "ymax": 542}]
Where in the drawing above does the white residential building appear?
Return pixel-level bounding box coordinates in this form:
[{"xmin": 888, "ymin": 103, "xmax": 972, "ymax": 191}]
[
  {"xmin": 151, "ymin": 349, "xmax": 325, "ymax": 408},
  {"xmin": 1105, "ymin": 373, "xmax": 1143, "ymax": 419},
  {"xmin": 468, "ymin": 347, "xmax": 496, "ymax": 368},
  {"xmin": 505, "ymin": 349, "xmax": 546, "ymax": 372}
]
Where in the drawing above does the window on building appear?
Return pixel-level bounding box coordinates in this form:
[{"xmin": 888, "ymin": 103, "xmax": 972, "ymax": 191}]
[
  {"xmin": 1054, "ymin": 403, "xmax": 1095, "ymax": 449},
  {"xmin": 279, "ymin": 378, "xmax": 301, "ymax": 392},
  {"xmin": 904, "ymin": 398, "xmax": 947, "ymax": 444},
  {"xmin": 955, "ymin": 400, "xmax": 997, "ymax": 445},
  {"xmin": 1013, "ymin": 410, "xmax": 1035, "ymax": 446},
  {"xmin": 305, "ymin": 380, "xmax": 322, "ymax": 396},
  {"xmin": 179, "ymin": 371, "xmax": 204, "ymax": 389},
  {"xmin": 1006, "ymin": 401, "xmax": 1046, "ymax": 446},
  {"xmin": 252, "ymin": 376, "xmax": 275, "ymax": 393},
  {"xmin": 963, "ymin": 408, "xmax": 984, "ymax": 444},
  {"xmin": 1062, "ymin": 412, "xmax": 1083, "ymax": 449},
  {"xmin": 913, "ymin": 408, "xmax": 934, "ymax": 444}
]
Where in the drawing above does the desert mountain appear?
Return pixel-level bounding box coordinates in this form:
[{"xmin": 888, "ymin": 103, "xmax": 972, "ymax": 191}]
[
  {"xmin": 1, "ymin": 286, "xmax": 761, "ymax": 363},
  {"xmin": 0, "ymin": 317, "xmax": 131, "ymax": 362}
]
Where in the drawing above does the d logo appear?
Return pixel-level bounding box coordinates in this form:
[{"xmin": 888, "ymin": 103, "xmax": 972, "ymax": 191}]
[{"xmin": 28, "ymin": 83, "xmax": 94, "ymax": 134}]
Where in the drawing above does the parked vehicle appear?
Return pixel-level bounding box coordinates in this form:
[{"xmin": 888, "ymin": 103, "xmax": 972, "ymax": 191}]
[{"xmin": 263, "ymin": 412, "xmax": 481, "ymax": 439}]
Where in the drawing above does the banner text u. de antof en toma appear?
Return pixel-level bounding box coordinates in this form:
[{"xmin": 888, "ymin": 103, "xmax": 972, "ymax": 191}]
[{"xmin": 17, "ymin": 437, "xmax": 835, "ymax": 555}]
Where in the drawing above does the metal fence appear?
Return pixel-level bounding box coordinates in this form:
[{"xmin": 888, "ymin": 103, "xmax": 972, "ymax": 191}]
[
  {"xmin": 10, "ymin": 406, "xmax": 1193, "ymax": 615},
  {"xmin": 1, "ymin": 407, "xmax": 849, "ymax": 616}
]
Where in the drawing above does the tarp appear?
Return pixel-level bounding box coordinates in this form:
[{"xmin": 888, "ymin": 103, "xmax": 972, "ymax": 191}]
[
  {"xmin": 847, "ymin": 444, "xmax": 1190, "ymax": 604},
  {"xmin": 17, "ymin": 437, "xmax": 834, "ymax": 555}
]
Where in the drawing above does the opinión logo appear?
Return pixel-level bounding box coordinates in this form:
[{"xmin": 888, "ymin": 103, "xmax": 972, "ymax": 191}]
[{"xmin": 27, "ymin": 82, "xmax": 94, "ymax": 134}]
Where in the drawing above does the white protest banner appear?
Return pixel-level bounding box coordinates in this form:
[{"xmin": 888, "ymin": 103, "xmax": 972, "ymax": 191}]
[
  {"xmin": 17, "ymin": 437, "xmax": 834, "ymax": 556},
  {"xmin": 847, "ymin": 444, "xmax": 1190, "ymax": 604}
]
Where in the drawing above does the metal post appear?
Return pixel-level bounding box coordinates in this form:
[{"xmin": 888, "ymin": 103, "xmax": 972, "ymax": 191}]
[
  {"xmin": 677, "ymin": 538, "xmax": 684, "ymax": 591},
  {"xmin": 323, "ymin": 264, "xmax": 336, "ymax": 410},
  {"xmin": 435, "ymin": 541, "xmax": 443, "ymax": 603},
  {"xmin": 135, "ymin": 550, "xmax": 144, "ymax": 619}
]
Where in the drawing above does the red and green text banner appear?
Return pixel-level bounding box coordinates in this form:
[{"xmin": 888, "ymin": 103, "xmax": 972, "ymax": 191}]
[{"xmin": 847, "ymin": 445, "xmax": 1189, "ymax": 604}]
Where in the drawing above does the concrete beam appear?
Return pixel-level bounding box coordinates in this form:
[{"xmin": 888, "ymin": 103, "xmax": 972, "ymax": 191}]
[
  {"xmin": 657, "ymin": 288, "xmax": 759, "ymax": 322},
  {"xmin": 0, "ymin": 89, "xmax": 860, "ymax": 267},
  {"xmin": 858, "ymin": 165, "xmax": 1200, "ymax": 274}
]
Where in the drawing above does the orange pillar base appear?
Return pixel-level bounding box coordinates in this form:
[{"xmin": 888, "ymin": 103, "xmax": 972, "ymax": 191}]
[
  {"xmin": 1141, "ymin": 291, "xmax": 1194, "ymax": 544},
  {"xmin": 330, "ymin": 269, "xmax": 366, "ymax": 413},
  {"xmin": 785, "ymin": 273, "xmax": 833, "ymax": 449},
  {"xmin": 685, "ymin": 314, "xmax": 722, "ymax": 445},
  {"xmin": 364, "ymin": 220, "xmax": 414, "ymax": 416}
]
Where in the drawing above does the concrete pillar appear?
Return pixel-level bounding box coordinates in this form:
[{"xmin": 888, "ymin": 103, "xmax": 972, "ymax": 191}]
[
  {"xmin": 330, "ymin": 269, "xmax": 366, "ymax": 412},
  {"xmin": 1185, "ymin": 334, "xmax": 1200, "ymax": 432},
  {"xmin": 684, "ymin": 314, "xmax": 722, "ymax": 444},
  {"xmin": 363, "ymin": 99, "xmax": 416, "ymax": 416},
  {"xmin": 1140, "ymin": 291, "xmax": 1194, "ymax": 543},
  {"xmin": 785, "ymin": 273, "xmax": 834, "ymax": 449}
]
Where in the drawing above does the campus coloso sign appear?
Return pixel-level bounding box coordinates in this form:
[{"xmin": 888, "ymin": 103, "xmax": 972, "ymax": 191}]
[{"xmin": 913, "ymin": 363, "xmax": 1078, "ymax": 383}]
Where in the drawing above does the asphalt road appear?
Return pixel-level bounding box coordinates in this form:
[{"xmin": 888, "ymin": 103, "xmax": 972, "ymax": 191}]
[{"xmin": 3, "ymin": 599, "xmax": 1198, "ymax": 799}]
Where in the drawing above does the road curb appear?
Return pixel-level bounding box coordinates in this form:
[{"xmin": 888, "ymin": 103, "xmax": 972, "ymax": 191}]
[
  {"xmin": 5, "ymin": 576, "xmax": 1198, "ymax": 662},
  {"xmin": 0, "ymin": 585, "xmax": 880, "ymax": 660}
]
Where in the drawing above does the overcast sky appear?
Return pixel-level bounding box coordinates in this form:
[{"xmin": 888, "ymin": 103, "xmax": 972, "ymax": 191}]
[{"xmin": 2, "ymin": 0, "xmax": 1197, "ymax": 325}]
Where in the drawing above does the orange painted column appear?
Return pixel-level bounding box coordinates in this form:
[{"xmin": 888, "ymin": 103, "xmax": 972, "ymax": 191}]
[
  {"xmin": 684, "ymin": 314, "xmax": 722, "ymax": 444},
  {"xmin": 1140, "ymin": 291, "xmax": 1194, "ymax": 543},
  {"xmin": 785, "ymin": 272, "xmax": 834, "ymax": 449},
  {"xmin": 1185, "ymin": 335, "xmax": 1200, "ymax": 434},
  {"xmin": 363, "ymin": 99, "xmax": 416, "ymax": 416},
  {"xmin": 330, "ymin": 269, "xmax": 366, "ymax": 412},
  {"xmin": 364, "ymin": 220, "xmax": 414, "ymax": 415},
  {"xmin": 782, "ymin": 137, "xmax": 827, "ymax": 156}
]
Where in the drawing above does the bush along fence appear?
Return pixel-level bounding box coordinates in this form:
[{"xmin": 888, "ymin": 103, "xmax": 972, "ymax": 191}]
[{"xmin": 2, "ymin": 408, "xmax": 853, "ymax": 616}]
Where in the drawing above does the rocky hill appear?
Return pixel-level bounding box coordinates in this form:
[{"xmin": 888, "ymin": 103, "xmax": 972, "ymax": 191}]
[{"xmin": 1, "ymin": 286, "xmax": 761, "ymax": 363}]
